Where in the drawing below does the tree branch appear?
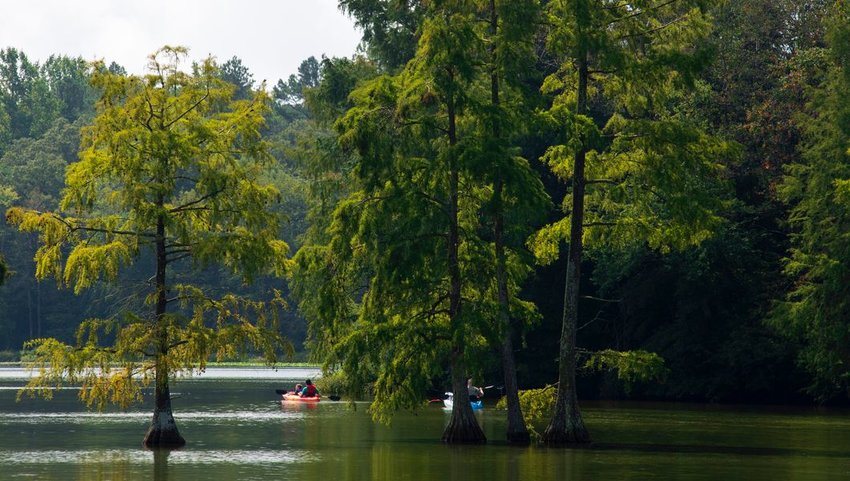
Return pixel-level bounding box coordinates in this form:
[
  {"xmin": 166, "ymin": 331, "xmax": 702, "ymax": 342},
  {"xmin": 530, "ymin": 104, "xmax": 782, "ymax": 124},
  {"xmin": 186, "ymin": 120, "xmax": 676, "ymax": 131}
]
[
  {"xmin": 169, "ymin": 189, "xmax": 224, "ymax": 213},
  {"xmin": 585, "ymin": 179, "xmax": 621, "ymax": 186},
  {"xmin": 163, "ymin": 89, "xmax": 210, "ymax": 129},
  {"xmin": 39, "ymin": 212, "xmax": 156, "ymax": 238},
  {"xmin": 581, "ymin": 295, "xmax": 622, "ymax": 303},
  {"xmin": 607, "ymin": 0, "xmax": 681, "ymax": 27}
]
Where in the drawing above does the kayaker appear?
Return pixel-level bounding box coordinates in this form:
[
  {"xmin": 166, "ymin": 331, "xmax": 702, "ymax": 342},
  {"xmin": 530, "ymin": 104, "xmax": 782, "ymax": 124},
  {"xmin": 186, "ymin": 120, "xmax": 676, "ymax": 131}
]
[
  {"xmin": 467, "ymin": 378, "xmax": 483, "ymax": 401},
  {"xmin": 293, "ymin": 383, "xmax": 302, "ymax": 395},
  {"xmin": 300, "ymin": 379, "xmax": 319, "ymax": 398}
]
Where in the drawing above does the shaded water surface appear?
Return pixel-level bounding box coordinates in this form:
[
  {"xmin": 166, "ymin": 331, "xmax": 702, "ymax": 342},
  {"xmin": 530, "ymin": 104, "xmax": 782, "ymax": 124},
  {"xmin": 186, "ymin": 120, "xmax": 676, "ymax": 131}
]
[{"xmin": 2, "ymin": 370, "xmax": 850, "ymax": 480}]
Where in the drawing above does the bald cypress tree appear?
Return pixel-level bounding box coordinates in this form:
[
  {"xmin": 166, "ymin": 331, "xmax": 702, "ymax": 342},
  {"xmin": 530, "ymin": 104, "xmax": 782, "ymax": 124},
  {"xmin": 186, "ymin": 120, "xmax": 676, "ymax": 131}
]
[
  {"xmin": 7, "ymin": 47, "xmax": 290, "ymax": 447},
  {"xmin": 531, "ymin": 0, "xmax": 732, "ymax": 445},
  {"xmin": 293, "ymin": 0, "xmax": 548, "ymax": 444}
]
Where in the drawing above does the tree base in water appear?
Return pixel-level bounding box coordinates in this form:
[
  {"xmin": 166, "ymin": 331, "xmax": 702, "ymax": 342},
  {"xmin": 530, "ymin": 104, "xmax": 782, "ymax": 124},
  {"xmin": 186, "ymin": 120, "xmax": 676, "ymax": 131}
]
[
  {"xmin": 540, "ymin": 425, "xmax": 591, "ymax": 446},
  {"xmin": 143, "ymin": 426, "xmax": 186, "ymax": 448},
  {"xmin": 441, "ymin": 430, "xmax": 487, "ymax": 444},
  {"xmin": 441, "ymin": 418, "xmax": 487, "ymax": 444},
  {"xmin": 506, "ymin": 430, "xmax": 531, "ymax": 445}
]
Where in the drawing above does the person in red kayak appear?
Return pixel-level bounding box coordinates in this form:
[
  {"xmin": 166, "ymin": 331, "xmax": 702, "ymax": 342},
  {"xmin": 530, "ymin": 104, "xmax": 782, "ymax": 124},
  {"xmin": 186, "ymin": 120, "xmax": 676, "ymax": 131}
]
[{"xmin": 300, "ymin": 379, "xmax": 319, "ymax": 398}]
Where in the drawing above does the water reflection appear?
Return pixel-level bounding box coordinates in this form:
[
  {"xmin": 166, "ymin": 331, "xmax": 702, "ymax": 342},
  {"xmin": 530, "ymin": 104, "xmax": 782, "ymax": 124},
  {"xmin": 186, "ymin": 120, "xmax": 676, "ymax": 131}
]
[
  {"xmin": 280, "ymin": 400, "xmax": 319, "ymax": 412},
  {"xmin": 5, "ymin": 379, "xmax": 850, "ymax": 480},
  {"xmin": 1, "ymin": 448, "xmax": 316, "ymax": 466},
  {"xmin": 153, "ymin": 449, "xmax": 170, "ymax": 481}
]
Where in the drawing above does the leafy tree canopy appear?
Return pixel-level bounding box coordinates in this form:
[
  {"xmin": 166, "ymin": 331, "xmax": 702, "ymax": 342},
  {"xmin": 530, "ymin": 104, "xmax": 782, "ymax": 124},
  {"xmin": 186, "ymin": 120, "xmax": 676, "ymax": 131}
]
[{"xmin": 6, "ymin": 46, "xmax": 291, "ymax": 445}]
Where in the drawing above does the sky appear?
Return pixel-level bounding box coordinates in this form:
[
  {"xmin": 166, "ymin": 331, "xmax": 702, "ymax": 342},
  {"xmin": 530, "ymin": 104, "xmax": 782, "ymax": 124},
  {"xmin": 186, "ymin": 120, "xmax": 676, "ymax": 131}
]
[{"xmin": 0, "ymin": 0, "xmax": 363, "ymax": 86}]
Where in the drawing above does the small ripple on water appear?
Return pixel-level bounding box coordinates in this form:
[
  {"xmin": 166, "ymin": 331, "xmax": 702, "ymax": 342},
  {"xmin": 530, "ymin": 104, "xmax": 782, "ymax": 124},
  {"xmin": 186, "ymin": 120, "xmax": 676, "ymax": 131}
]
[
  {"xmin": 0, "ymin": 410, "xmax": 304, "ymax": 424},
  {"xmin": 1, "ymin": 449, "xmax": 318, "ymax": 466}
]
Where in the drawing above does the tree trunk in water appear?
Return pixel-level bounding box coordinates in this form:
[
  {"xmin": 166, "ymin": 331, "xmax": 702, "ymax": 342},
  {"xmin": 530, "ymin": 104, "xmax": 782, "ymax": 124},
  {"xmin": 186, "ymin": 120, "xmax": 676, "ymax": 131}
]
[
  {"xmin": 501, "ymin": 329, "xmax": 530, "ymax": 444},
  {"xmin": 440, "ymin": 78, "xmax": 485, "ymax": 445},
  {"xmin": 143, "ymin": 361, "xmax": 185, "ymax": 448},
  {"xmin": 541, "ymin": 50, "xmax": 591, "ymax": 446},
  {"xmin": 441, "ymin": 354, "xmax": 486, "ymax": 444},
  {"xmin": 143, "ymin": 210, "xmax": 185, "ymax": 448},
  {"xmin": 540, "ymin": 248, "xmax": 590, "ymax": 445},
  {"xmin": 488, "ymin": 0, "xmax": 531, "ymax": 445},
  {"xmin": 496, "ymin": 182, "xmax": 530, "ymax": 445}
]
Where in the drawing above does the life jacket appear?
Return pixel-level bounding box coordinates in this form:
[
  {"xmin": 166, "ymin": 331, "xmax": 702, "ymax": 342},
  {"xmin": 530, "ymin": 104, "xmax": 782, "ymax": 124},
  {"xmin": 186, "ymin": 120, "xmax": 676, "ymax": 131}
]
[{"xmin": 304, "ymin": 384, "xmax": 318, "ymax": 397}]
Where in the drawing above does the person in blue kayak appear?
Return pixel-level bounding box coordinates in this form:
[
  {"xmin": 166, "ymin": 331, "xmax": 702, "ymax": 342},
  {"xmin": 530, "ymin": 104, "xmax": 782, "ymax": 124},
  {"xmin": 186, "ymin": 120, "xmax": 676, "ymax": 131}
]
[
  {"xmin": 467, "ymin": 378, "xmax": 483, "ymax": 401},
  {"xmin": 300, "ymin": 379, "xmax": 319, "ymax": 398}
]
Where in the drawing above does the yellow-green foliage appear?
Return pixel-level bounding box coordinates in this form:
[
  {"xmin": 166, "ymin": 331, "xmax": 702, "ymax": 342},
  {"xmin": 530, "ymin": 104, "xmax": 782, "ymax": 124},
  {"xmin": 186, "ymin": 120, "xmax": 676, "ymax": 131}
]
[
  {"xmin": 64, "ymin": 241, "xmax": 131, "ymax": 293},
  {"xmin": 496, "ymin": 349, "xmax": 667, "ymax": 440},
  {"xmin": 496, "ymin": 386, "xmax": 557, "ymax": 440},
  {"xmin": 0, "ymin": 185, "xmax": 18, "ymax": 207},
  {"xmin": 583, "ymin": 349, "xmax": 669, "ymax": 388},
  {"xmin": 315, "ymin": 370, "xmax": 348, "ymax": 396},
  {"xmin": 8, "ymin": 46, "xmax": 292, "ymax": 411}
]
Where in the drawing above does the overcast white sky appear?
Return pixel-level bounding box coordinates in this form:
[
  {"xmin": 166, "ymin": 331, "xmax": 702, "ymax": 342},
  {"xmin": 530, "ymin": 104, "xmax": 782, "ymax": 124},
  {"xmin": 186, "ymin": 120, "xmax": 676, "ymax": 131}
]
[{"xmin": 0, "ymin": 0, "xmax": 362, "ymax": 86}]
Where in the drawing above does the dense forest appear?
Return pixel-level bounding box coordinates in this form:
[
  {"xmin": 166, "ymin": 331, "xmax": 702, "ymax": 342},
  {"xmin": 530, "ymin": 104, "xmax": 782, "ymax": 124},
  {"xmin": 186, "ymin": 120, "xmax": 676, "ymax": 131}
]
[{"xmin": 1, "ymin": 0, "xmax": 849, "ymax": 444}]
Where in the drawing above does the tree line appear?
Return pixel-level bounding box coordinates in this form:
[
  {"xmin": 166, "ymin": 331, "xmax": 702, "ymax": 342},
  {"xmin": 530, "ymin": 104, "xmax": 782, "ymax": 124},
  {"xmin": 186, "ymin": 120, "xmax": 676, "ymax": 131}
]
[{"xmin": 1, "ymin": 0, "xmax": 849, "ymax": 446}]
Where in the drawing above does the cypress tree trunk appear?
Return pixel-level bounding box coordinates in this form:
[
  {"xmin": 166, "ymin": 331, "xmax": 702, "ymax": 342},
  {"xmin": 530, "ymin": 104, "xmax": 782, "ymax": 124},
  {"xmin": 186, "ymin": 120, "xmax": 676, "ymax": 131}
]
[
  {"xmin": 143, "ymin": 359, "xmax": 185, "ymax": 447},
  {"xmin": 496, "ymin": 181, "xmax": 529, "ymax": 445},
  {"xmin": 442, "ymin": 354, "xmax": 486, "ymax": 444},
  {"xmin": 541, "ymin": 49, "xmax": 591, "ymax": 447},
  {"xmin": 490, "ymin": 0, "xmax": 531, "ymax": 446},
  {"xmin": 499, "ymin": 312, "xmax": 529, "ymax": 444},
  {"xmin": 143, "ymin": 212, "xmax": 185, "ymax": 448},
  {"xmin": 441, "ymin": 74, "xmax": 486, "ymax": 444}
]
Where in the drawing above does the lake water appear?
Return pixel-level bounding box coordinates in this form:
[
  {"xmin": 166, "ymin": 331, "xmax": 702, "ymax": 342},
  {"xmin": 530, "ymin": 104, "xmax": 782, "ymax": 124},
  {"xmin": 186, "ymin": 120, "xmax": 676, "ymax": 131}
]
[{"xmin": 2, "ymin": 367, "xmax": 850, "ymax": 480}]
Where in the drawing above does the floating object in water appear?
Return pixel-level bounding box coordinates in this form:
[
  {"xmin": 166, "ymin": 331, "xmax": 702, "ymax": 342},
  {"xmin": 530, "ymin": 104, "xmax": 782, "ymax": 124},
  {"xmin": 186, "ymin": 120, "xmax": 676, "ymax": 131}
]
[
  {"xmin": 281, "ymin": 393, "xmax": 321, "ymax": 402},
  {"xmin": 442, "ymin": 392, "xmax": 483, "ymax": 410}
]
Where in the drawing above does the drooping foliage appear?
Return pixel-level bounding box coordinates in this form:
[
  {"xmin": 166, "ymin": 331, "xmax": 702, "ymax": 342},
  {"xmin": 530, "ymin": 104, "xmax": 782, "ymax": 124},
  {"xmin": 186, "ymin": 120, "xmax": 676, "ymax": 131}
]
[
  {"xmin": 531, "ymin": 0, "xmax": 735, "ymax": 445},
  {"xmin": 6, "ymin": 46, "xmax": 291, "ymax": 446},
  {"xmin": 292, "ymin": 0, "xmax": 551, "ymax": 444}
]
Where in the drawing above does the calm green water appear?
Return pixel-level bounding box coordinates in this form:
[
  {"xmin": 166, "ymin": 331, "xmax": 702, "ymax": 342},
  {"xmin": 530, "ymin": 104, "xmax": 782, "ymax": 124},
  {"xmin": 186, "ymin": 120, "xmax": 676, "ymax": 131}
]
[{"xmin": 2, "ymin": 371, "xmax": 850, "ymax": 480}]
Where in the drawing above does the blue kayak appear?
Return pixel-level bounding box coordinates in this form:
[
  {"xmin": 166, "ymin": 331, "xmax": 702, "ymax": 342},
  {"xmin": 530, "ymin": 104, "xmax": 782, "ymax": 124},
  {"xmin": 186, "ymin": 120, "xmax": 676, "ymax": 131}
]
[{"xmin": 442, "ymin": 393, "xmax": 483, "ymax": 410}]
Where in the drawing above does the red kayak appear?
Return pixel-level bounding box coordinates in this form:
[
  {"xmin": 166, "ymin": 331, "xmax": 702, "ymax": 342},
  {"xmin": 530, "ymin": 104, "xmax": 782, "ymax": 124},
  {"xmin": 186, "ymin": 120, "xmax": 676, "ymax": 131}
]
[{"xmin": 281, "ymin": 393, "xmax": 321, "ymax": 402}]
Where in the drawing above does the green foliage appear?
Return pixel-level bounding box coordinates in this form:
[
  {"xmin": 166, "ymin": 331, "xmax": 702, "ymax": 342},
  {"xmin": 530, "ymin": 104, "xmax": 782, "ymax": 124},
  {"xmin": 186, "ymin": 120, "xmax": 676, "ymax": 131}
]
[
  {"xmin": 0, "ymin": 48, "xmax": 61, "ymax": 140},
  {"xmin": 314, "ymin": 370, "xmax": 350, "ymax": 396},
  {"xmin": 0, "ymin": 185, "xmax": 17, "ymax": 207},
  {"xmin": 218, "ymin": 56, "xmax": 255, "ymax": 100},
  {"xmin": 496, "ymin": 386, "xmax": 557, "ymax": 440},
  {"xmin": 531, "ymin": 0, "xmax": 734, "ymax": 264},
  {"xmin": 304, "ymin": 56, "xmax": 379, "ymax": 124},
  {"xmin": 772, "ymin": 2, "xmax": 850, "ymax": 401},
  {"xmin": 583, "ymin": 349, "xmax": 668, "ymax": 389},
  {"xmin": 292, "ymin": 2, "xmax": 545, "ymax": 434},
  {"xmin": 274, "ymin": 56, "xmax": 320, "ymax": 106},
  {"xmin": 338, "ymin": 0, "xmax": 424, "ymax": 71},
  {"xmin": 7, "ymin": 46, "xmax": 292, "ymax": 410},
  {"xmin": 0, "ymin": 117, "xmax": 84, "ymax": 212}
]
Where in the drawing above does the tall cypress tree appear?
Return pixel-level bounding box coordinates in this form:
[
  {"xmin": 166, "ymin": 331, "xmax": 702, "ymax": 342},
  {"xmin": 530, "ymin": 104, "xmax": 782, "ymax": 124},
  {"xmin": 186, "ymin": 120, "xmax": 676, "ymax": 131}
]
[
  {"xmin": 7, "ymin": 47, "xmax": 290, "ymax": 447},
  {"xmin": 532, "ymin": 0, "xmax": 732, "ymax": 445}
]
